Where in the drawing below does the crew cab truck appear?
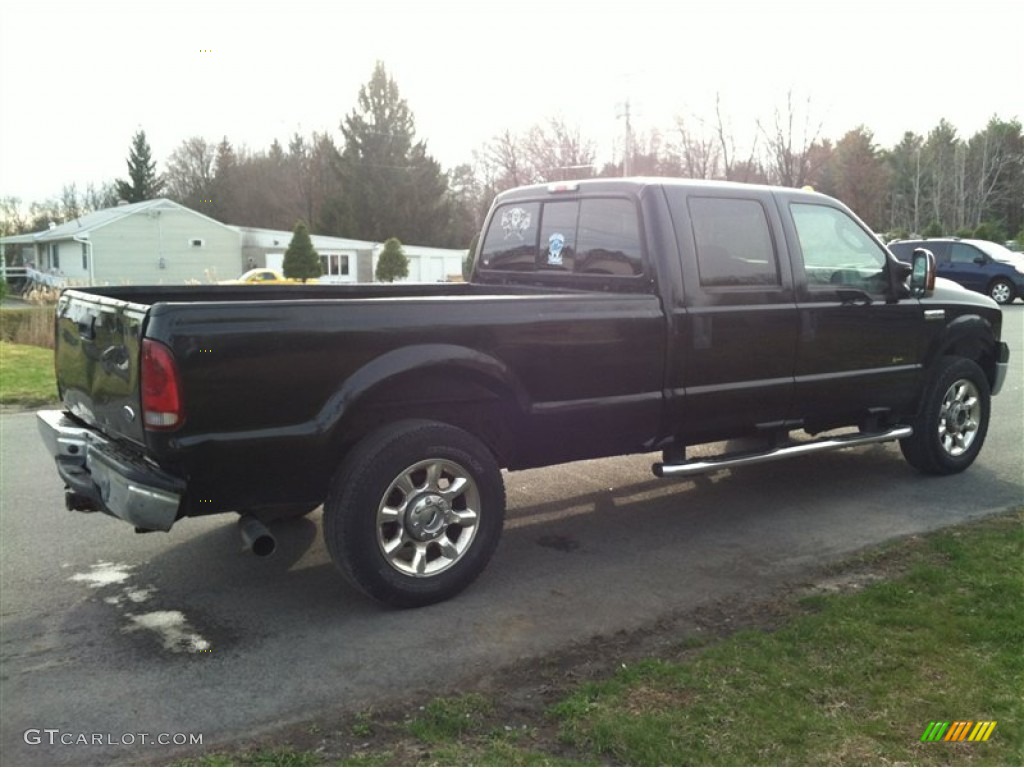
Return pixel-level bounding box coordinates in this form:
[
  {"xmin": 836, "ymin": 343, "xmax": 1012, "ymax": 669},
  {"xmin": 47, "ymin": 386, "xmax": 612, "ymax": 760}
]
[{"xmin": 38, "ymin": 179, "xmax": 1011, "ymax": 608}]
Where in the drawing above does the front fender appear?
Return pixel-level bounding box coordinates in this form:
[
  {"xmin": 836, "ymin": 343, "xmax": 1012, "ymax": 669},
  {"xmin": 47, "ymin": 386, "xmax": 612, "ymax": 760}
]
[{"xmin": 922, "ymin": 312, "xmax": 1000, "ymax": 388}]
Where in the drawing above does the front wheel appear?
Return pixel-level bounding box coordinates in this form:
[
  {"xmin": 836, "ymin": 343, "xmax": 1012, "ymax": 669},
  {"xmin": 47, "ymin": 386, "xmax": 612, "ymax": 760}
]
[
  {"xmin": 324, "ymin": 420, "xmax": 505, "ymax": 608},
  {"xmin": 900, "ymin": 357, "xmax": 991, "ymax": 475},
  {"xmin": 988, "ymin": 278, "xmax": 1015, "ymax": 305}
]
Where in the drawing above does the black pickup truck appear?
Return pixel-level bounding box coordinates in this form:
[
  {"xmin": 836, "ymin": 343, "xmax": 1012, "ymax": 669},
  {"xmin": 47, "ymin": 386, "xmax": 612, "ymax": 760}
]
[{"xmin": 38, "ymin": 179, "xmax": 1010, "ymax": 607}]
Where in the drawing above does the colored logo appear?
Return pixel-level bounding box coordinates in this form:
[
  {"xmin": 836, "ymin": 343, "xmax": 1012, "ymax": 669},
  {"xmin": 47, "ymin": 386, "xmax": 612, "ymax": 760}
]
[
  {"xmin": 547, "ymin": 233, "xmax": 565, "ymax": 266},
  {"xmin": 920, "ymin": 721, "xmax": 997, "ymax": 742}
]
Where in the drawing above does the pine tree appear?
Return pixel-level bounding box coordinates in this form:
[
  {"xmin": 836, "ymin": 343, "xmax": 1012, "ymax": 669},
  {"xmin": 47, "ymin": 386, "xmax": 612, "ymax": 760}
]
[
  {"xmin": 116, "ymin": 130, "xmax": 164, "ymax": 203},
  {"xmin": 282, "ymin": 221, "xmax": 321, "ymax": 282},
  {"xmin": 325, "ymin": 62, "xmax": 454, "ymax": 245},
  {"xmin": 211, "ymin": 137, "xmax": 238, "ymax": 223},
  {"xmin": 375, "ymin": 237, "xmax": 409, "ymax": 283}
]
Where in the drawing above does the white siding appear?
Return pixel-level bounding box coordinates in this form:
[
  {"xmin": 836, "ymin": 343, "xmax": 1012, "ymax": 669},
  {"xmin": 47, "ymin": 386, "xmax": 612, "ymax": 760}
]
[
  {"xmin": 386, "ymin": 247, "xmax": 467, "ymax": 283},
  {"xmin": 90, "ymin": 209, "xmax": 242, "ymax": 284}
]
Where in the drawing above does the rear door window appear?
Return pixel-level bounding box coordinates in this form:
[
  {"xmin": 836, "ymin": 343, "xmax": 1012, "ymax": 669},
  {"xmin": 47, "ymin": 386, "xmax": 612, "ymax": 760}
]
[
  {"xmin": 951, "ymin": 243, "xmax": 982, "ymax": 264},
  {"xmin": 688, "ymin": 197, "xmax": 779, "ymax": 287}
]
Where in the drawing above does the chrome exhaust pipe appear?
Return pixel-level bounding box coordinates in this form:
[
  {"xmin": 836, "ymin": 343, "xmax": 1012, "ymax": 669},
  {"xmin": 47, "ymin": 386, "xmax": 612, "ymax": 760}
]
[{"xmin": 238, "ymin": 514, "xmax": 276, "ymax": 557}]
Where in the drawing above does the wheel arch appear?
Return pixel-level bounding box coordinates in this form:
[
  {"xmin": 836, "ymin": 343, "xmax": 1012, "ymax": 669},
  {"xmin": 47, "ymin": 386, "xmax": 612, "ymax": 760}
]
[
  {"xmin": 323, "ymin": 344, "xmax": 529, "ymax": 470},
  {"xmin": 924, "ymin": 314, "xmax": 1001, "ymax": 391}
]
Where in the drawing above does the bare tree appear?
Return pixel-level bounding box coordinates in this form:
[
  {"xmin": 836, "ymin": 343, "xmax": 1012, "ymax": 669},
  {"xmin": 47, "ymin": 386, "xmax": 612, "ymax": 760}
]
[
  {"xmin": 60, "ymin": 184, "xmax": 82, "ymax": 221},
  {"xmin": 477, "ymin": 129, "xmax": 532, "ymax": 193},
  {"xmin": 165, "ymin": 137, "xmax": 216, "ymax": 210},
  {"xmin": 757, "ymin": 91, "xmax": 825, "ymax": 187},
  {"xmin": 82, "ymin": 182, "xmax": 119, "ymax": 212},
  {"xmin": 965, "ymin": 118, "xmax": 1021, "ymax": 229},
  {"xmin": 671, "ymin": 117, "xmax": 720, "ymax": 179},
  {"xmin": 523, "ymin": 118, "xmax": 597, "ymax": 182},
  {"xmin": 0, "ymin": 196, "xmax": 27, "ymax": 237}
]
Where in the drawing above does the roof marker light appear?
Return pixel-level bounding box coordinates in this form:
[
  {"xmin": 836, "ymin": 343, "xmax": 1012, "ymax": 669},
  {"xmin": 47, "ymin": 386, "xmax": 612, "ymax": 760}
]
[{"xmin": 547, "ymin": 181, "xmax": 579, "ymax": 193}]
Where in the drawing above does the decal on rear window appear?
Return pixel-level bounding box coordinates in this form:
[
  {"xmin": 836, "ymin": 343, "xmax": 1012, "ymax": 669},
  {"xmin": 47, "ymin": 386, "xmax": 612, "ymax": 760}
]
[
  {"xmin": 547, "ymin": 233, "xmax": 566, "ymax": 265},
  {"xmin": 501, "ymin": 207, "xmax": 532, "ymax": 240}
]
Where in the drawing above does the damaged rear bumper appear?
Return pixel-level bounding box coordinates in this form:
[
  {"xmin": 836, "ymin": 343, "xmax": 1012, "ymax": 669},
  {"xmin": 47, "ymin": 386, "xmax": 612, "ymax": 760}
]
[{"xmin": 36, "ymin": 410, "xmax": 185, "ymax": 531}]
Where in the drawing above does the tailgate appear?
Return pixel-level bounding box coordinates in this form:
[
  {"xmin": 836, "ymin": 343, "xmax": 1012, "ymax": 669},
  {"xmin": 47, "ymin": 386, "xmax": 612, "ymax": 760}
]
[{"xmin": 55, "ymin": 290, "xmax": 149, "ymax": 447}]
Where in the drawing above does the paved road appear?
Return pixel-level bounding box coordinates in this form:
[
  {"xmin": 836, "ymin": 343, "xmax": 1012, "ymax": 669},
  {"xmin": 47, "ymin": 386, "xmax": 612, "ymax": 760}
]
[{"xmin": 2, "ymin": 306, "xmax": 1021, "ymax": 766}]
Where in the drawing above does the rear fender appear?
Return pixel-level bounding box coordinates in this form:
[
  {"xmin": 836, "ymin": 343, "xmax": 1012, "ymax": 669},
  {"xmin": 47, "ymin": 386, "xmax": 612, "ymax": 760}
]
[{"xmin": 323, "ymin": 344, "xmax": 530, "ymax": 466}]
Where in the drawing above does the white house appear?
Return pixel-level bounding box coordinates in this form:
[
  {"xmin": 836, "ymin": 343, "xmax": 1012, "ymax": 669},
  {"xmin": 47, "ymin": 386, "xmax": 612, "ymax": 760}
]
[
  {"xmin": 2, "ymin": 199, "xmax": 469, "ymax": 288},
  {"xmin": 0, "ymin": 199, "xmax": 242, "ymax": 286},
  {"xmin": 383, "ymin": 243, "xmax": 468, "ymax": 283},
  {"xmin": 235, "ymin": 227, "xmax": 375, "ymax": 283},
  {"xmin": 236, "ymin": 226, "xmax": 468, "ymax": 284}
]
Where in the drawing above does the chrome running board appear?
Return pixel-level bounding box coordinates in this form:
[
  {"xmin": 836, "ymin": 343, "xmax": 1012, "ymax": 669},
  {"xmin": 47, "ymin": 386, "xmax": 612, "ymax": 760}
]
[{"xmin": 652, "ymin": 426, "xmax": 913, "ymax": 478}]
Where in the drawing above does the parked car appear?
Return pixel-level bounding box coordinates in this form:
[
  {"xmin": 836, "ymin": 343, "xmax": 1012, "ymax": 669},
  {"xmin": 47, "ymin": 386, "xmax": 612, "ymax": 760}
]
[
  {"xmin": 38, "ymin": 179, "xmax": 1010, "ymax": 607},
  {"xmin": 221, "ymin": 268, "xmax": 318, "ymax": 284},
  {"xmin": 887, "ymin": 238, "xmax": 1024, "ymax": 304}
]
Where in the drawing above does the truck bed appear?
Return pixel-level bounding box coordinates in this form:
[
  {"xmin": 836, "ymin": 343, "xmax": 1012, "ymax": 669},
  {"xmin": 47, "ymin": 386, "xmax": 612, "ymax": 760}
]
[{"xmin": 53, "ymin": 281, "xmax": 668, "ymax": 515}]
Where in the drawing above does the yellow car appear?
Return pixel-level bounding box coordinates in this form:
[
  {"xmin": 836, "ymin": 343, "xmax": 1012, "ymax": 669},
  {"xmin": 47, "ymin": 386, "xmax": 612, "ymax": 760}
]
[{"xmin": 224, "ymin": 269, "xmax": 318, "ymax": 285}]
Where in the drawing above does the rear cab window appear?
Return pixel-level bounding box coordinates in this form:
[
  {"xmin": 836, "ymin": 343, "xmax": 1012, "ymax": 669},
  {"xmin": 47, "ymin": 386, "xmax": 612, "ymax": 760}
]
[{"xmin": 479, "ymin": 197, "xmax": 645, "ymax": 281}]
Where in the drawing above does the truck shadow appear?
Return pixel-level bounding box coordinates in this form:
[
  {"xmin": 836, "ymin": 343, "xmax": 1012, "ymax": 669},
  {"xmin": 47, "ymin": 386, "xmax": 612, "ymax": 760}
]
[{"xmin": 124, "ymin": 441, "xmax": 1022, "ymax": 645}]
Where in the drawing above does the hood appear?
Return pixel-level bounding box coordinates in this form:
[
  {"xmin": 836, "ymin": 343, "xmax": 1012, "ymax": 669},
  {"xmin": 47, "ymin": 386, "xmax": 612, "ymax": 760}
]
[{"xmin": 929, "ymin": 276, "xmax": 1000, "ymax": 309}]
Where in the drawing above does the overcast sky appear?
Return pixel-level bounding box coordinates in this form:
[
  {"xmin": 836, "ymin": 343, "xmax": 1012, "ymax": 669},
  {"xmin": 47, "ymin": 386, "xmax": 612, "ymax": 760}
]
[{"xmin": 1, "ymin": 0, "xmax": 1020, "ymax": 207}]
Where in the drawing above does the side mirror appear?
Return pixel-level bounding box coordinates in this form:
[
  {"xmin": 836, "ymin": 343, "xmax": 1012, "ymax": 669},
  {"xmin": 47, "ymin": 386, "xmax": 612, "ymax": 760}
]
[
  {"xmin": 973, "ymin": 256, "xmax": 986, "ymax": 266},
  {"xmin": 910, "ymin": 248, "xmax": 936, "ymax": 297}
]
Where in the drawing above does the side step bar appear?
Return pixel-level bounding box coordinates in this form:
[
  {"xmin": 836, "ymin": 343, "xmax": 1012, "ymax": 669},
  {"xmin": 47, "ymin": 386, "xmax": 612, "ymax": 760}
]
[{"xmin": 652, "ymin": 426, "xmax": 913, "ymax": 478}]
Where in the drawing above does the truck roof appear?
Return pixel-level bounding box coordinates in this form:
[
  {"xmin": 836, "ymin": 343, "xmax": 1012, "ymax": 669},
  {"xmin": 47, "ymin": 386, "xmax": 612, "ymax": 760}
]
[{"xmin": 494, "ymin": 177, "xmax": 835, "ymax": 203}]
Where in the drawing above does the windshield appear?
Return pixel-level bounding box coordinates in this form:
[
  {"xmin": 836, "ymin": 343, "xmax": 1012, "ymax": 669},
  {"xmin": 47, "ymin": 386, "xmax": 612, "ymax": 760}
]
[{"xmin": 973, "ymin": 240, "xmax": 1024, "ymax": 267}]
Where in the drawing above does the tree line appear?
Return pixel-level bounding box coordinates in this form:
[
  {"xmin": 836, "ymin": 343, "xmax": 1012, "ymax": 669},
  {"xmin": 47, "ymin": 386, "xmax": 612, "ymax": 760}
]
[{"xmin": 3, "ymin": 66, "xmax": 1022, "ymax": 248}]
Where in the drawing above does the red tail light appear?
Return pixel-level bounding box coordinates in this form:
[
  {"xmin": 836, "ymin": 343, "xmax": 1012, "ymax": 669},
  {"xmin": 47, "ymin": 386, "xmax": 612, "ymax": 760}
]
[{"xmin": 141, "ymin": 339, "xmax": 184, "ymax": 430}]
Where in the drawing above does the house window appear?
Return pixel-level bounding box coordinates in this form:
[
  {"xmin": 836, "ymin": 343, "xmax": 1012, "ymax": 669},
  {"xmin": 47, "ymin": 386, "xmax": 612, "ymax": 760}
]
[
  {"xmin": 189, "ymin": 238, "xmax": 204, "ymax": 248},
  {"xmin": 319, "ymin": 254, "xmax": 351, "ymax": 276},
  {"xmin": 50, "ymin": 243, "xmax": 60, "ymax": 269},
  {"xmin": 82, "ymin": 242, "xmax": 88, "ymax": 270}
]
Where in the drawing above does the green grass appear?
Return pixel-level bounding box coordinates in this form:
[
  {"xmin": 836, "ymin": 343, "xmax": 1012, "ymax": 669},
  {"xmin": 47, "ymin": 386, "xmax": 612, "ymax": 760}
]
[
  {"xmin": 554, "ymin": 513, "xmax": 1023, "ymax": 766},
  {"xmin": 0, "ymin": 341, "xmax": 57, "ymax": 407},
  {"xmin": 189, "ymin": 746, "xmax": 321, "ymax": 766},
  {"xmin": 175, "ymin": 512, "xmax": 1024, "ymax": 767}
]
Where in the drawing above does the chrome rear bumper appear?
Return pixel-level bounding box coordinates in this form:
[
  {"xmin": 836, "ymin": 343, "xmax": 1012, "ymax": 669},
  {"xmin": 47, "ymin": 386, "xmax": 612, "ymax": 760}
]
[{"xmin": 37, "ymin": 410, "xmax": 184, "ymax": 531}]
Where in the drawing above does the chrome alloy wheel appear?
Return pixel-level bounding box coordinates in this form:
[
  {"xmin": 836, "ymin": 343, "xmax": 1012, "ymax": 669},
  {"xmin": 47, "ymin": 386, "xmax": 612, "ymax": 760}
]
[
  {"xmin": 376, "ymin": 459, "xmax": 480, "ymax": 577},
  {"xmin": 938, "ymin": 378, "xmax": 981, "ymax": 457}
]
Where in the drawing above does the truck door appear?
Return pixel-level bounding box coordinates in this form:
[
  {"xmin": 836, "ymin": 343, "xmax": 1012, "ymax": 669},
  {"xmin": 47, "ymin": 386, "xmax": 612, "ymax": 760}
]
[
  {"xmin": 663, "ymin": 189, "xmax": 799, "ymax": 443},
  {"xmin": 781, "ymin": 197, "xmax": 924, "ymax": 427}
]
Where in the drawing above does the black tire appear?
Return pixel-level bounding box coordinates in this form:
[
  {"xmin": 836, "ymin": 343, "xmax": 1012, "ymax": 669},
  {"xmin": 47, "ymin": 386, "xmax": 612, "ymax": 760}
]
[
  {"xmin": 323, "ymin": 419, "xmax": 505, "ymax": 608},
  {"xmin": 900, "ymin": 356, "xmax": 991, "ymax": 475},
  {"xmin": 988, "ymin": 278, "xmax": 1015, "ymax": 305}
]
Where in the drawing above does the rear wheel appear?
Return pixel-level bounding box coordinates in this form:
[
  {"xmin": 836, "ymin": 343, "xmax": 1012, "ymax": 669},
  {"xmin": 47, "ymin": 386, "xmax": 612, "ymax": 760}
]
[
  {"xmin": 988, "ymin": 277, "xmax": 1015, "ymax": 304},
  {"xmin": 900, "ymin": 357, "xmax": 990, "ymax": 475},
  {"xmin": 324, "ymin": 420, "xmax": 505, "ymax": 608}
]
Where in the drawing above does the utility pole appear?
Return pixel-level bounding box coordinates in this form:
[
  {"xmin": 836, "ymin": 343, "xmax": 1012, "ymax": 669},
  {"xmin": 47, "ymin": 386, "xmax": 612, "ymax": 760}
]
[{"xmin": 616, "ymin": 98, "xmax": 633, "ymax": 177}]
